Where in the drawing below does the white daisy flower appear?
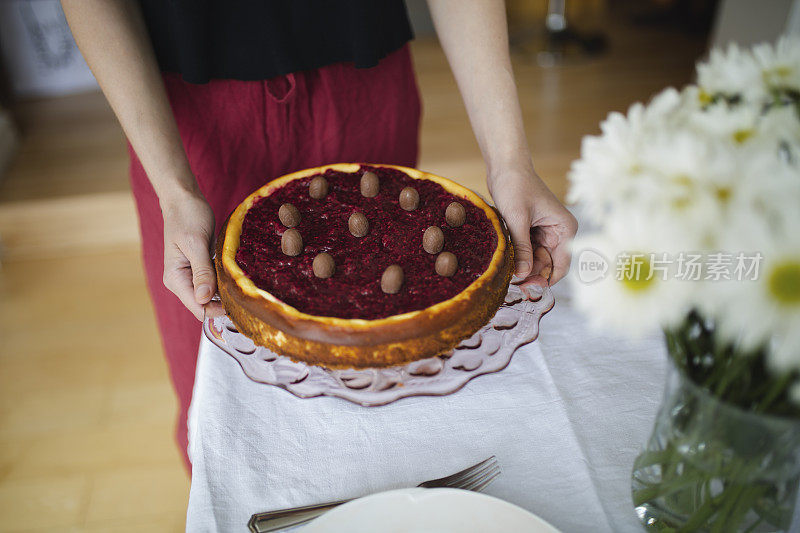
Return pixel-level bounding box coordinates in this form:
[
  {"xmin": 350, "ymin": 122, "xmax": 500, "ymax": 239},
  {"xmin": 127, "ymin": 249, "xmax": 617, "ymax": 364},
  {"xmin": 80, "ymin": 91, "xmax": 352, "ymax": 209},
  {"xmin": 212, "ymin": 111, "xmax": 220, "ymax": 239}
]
[
  {"xmin": 567, "ymin": 109, "xmax": 643, "ymax": 222},
  {"xmin": 756, "ymin": 105, "xmax": 800, "ymax": 162},
  {"xmin": 631, "ymin": 130, "xmax": 745, "ymax": 251},
  {"xmin": 645, "ymin": 87, "xmax": 683, "ymax": 119},
  {"xmin": 696, "ymin": 42, "xmax": 765, "ymax": 103},
  {"xmin": 568, "ymin": 37, "xmax": 800, "ymax": 382},
  {"xmin": 683, "ymin": 98, "xmax": 761, "ymax": 145},
  {"xmin": 752, "ymin": 35, "xmax": 800, "ymax": 95},
  {"xmin": 729, "ymin": 149, "xmax": 800, "ymax": 234},
  {"xmin": 711, "ymin": 210, "xmax": 800, "ymax": 371},
  {"xmin": 568, "ymin": 89, "xmax": 681, "ymax": 223},
  {"xmin": 570, "ymin": 217, "xmax": 696, "ymax": 337}
]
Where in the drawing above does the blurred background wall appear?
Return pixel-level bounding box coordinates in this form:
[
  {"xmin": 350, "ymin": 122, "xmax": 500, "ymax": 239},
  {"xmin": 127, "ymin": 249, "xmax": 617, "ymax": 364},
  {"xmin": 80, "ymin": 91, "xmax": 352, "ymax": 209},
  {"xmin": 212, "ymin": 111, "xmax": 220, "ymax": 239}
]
[
  {"xmin": 0, "ymin": 1, "xmax": 97, "ymax": 97},
  {"xmin": 0, "ymin": 0, "xmax": 796, "ymax": 530}
]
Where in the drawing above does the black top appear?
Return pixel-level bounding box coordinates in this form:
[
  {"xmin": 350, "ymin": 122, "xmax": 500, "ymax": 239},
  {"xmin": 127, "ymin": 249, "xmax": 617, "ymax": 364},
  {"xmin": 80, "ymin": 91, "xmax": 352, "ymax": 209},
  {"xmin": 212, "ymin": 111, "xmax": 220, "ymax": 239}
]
[{"xmin": 138, "ymin": 0, "xmax": 414, "ymax": 84}]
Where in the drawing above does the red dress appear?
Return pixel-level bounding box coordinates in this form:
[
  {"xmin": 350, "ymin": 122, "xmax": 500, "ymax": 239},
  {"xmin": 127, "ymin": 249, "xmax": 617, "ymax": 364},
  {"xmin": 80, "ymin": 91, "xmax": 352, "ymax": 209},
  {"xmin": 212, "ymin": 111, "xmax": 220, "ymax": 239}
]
[{"xmin": 129, "ymin": 45, "xmax": 421, "ymax": 470}]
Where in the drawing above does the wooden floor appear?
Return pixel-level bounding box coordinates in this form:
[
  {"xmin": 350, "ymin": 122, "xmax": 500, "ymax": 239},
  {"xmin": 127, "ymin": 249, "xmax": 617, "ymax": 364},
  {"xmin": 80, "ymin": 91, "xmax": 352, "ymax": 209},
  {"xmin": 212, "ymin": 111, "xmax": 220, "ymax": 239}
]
[{"xmin": 0, "ymin": 19, "xmax": 705, "ymax": 533}]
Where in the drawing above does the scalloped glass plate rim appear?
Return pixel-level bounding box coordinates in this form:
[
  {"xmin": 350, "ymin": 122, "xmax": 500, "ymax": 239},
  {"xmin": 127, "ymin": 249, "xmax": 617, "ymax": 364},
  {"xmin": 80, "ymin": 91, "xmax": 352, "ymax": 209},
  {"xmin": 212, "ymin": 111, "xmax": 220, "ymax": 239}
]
[{"xmin": 203, "ymin": 282, "xmax": 554, "ymax": 406}]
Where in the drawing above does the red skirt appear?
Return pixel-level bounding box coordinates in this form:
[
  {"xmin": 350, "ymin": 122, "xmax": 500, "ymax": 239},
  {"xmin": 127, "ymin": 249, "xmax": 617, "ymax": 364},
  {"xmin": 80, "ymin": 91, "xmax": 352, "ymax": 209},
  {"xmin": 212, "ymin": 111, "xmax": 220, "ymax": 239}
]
[{"xmin": 129, "ymin": 45, "xmax": 421, "ymax": 471}]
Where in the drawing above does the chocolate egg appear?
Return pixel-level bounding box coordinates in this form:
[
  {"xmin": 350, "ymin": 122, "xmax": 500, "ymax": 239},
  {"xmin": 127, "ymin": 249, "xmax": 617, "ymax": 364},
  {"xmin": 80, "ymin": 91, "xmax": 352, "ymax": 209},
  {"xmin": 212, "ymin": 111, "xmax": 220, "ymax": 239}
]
[
  {"xmin": 399, "ymin": 187, "xmax": 419, "ymax": 211},
  {"xmin": 309, "ymin": 176, "xmax": 329, "ymax": 199},
  {"xmin": 445, "ymin": 202, "xmax": 466, "ymax": 227},
  {"xmin": 348, "ymin": 212, "xmax": 369, "ymax": 237},
  {"xmin": 360, "ymin": 171, "xmax": 380, "ymax": 197},
  {"xmin": 278, "ymin": 203, "xmax": 301, "ymax": 228},
  {"xmin": 312, "ymin": 252, "xmax": 335, "ymax": 279},
  {"xmin": 422, "ymin": 226, "xmax": 444, "ymax": 254},
  {"xmin": 435, "ymin": 252, "xmax": 458, "ymax": 277},
  {"xmin": 381, "ymin": 264, "xmax": 404, "ymax": 294},
  {"xmin": 281, "ymin": 228, "xmax": 303, "ymax": 256}
]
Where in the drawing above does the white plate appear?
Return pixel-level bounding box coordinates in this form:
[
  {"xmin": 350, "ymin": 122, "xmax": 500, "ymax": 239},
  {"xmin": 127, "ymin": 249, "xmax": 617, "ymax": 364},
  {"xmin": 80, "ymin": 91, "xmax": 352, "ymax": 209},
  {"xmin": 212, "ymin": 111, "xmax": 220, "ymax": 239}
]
[{"xmin": 301, "ymin": 488, "xmax": 561, "ymax": 533}]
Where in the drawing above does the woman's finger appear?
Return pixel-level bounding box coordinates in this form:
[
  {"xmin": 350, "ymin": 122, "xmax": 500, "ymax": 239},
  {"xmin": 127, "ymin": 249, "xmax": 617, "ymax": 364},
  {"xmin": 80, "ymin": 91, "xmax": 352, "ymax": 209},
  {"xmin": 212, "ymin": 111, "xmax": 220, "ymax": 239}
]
[
  {"xmin": 548, "ymin": 211, "xmax": 577, "ymax": 284},
  {"xmin": 514, "ymin": 244, "xmax": 551, "ymax": 288},
  {"xmin": 181, "ymin": 234, "xmax": 217, "ymax": 305},
  {"xmin": 162, "ymin": 254, "xmax": 205, "ymax": 320},
  {"xmin": 548, "ymin": 242, "xmax": 572, "ymax": 285},
  {"xmin": 532, "ymin": 246, "xmax": 553, "ymax": 280},
  {"xmin": 505, "ymin": 211, "xmax": 534, "ymax": 278}
]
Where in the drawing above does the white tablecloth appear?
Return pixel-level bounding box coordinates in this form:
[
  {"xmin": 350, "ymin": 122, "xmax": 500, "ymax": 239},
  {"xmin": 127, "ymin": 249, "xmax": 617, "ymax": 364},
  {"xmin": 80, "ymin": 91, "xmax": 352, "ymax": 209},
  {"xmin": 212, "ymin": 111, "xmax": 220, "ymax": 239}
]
[{"xmin": 186, "ymin": 281, "xmax": 667, "ymax": 532}]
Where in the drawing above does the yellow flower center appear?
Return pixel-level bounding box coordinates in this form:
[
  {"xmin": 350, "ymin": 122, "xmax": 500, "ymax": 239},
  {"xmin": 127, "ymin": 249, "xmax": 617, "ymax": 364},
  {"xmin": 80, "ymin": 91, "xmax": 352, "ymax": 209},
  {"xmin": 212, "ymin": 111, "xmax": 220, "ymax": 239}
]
[
  {"xmin": 619, "ymin": 255, "xmax": 655, "ymax": 292},
  {"xmin": 670, "ymin": 175, "xmax": 694, "ymax": 210},
  {"xmin": 698, "ymin": 89, "xmax": 713, "ymax": 105},
  {"xmin": 763, "ymin": 66, "xmax": 794, "ymax": 88},
  {"xmin": 672, "ymin": 197, "xmax": 691, "ymax": 210},
  {"xmin": 715, "ymin": 185, "xmax": 732, "ymax": 203},
  {"xmin": 768, "ymin": 66, "xmax": 793, "ymax": 79},
  {"xmin": 768, "ymin": 260, "xmax": 800, "ymax": 306},
  {"xmin": 733, "ymin": 129, "xmax": 753, "ymax": 143}
]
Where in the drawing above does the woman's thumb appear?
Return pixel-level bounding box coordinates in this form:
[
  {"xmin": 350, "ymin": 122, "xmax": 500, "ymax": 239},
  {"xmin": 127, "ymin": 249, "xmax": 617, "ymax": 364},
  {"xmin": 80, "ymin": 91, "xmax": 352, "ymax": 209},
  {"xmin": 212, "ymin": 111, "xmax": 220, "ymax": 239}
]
[
  {"xmin": 186, "ymin": 238, "xmax": 216, "ymax": 304},
  {"xmin": 507, "ymin": 216, "xmax": 534, "ymax": 278}
]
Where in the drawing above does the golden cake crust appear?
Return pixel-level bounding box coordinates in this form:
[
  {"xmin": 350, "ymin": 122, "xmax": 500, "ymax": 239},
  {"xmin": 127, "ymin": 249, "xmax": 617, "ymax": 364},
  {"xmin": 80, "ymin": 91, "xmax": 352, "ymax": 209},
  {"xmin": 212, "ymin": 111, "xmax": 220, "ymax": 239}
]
[{"xmin": 215, "ymin": 163, "xmax": 513, "ymax": 368}]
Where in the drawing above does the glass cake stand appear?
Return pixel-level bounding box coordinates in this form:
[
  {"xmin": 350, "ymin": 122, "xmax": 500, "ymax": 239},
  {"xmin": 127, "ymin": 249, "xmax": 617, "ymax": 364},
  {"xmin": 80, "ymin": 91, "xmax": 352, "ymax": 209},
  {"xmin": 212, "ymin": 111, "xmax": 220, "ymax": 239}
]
[{"xmin": 203, "ymin": 282, "xmax": 554, "ymax": 406}]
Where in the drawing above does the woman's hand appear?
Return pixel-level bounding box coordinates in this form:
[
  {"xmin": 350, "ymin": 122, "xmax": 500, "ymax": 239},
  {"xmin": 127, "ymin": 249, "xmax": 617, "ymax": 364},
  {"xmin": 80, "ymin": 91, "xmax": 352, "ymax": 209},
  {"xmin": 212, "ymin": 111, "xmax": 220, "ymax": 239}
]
[
  {"xmin": 424, "ymin": 0, "xmax": 577, "ymax": 285},
  {"xmin": 161, "ymin": 189, "xmax": 225, "ymax": 321},
  {"xmin": 63, "ymin": 0, "xmax": 224, "ymax": 319},
  {"xmin": 489, "ymin": 167, "xmax": 578, "ymax": 287}
]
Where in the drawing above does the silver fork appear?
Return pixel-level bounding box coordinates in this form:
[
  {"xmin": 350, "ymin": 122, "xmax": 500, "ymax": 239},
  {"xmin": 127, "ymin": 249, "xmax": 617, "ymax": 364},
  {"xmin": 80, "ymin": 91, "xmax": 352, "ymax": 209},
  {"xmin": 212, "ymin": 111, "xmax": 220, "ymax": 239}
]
[{"xmin": 247, "ymin": 456, "xmax": 501, "ymax": 533}]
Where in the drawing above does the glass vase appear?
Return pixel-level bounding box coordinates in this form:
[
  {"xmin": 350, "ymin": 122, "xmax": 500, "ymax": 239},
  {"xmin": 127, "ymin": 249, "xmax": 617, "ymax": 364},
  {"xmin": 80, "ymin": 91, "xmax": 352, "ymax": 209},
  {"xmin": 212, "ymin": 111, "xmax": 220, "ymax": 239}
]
[{"xmin": 632, "ymin": 358, "xmax": 800, "ymax": 532}]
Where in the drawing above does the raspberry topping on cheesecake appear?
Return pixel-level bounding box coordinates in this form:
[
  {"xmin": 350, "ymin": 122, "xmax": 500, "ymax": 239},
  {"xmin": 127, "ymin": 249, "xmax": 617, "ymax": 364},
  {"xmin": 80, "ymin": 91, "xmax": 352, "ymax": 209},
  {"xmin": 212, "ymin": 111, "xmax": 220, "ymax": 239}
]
[{"xmin": 235, "ymin": 166, "xmax": 496, "ymax": 319}]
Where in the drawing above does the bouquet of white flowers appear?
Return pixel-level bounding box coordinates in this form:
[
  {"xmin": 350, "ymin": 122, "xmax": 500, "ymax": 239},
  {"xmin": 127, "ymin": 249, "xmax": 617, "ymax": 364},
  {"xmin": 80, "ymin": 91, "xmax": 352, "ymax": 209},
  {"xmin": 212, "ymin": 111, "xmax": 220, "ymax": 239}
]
[{"xmin": 568, "ymin": 37, "xmax": 800, "ymax": 532}]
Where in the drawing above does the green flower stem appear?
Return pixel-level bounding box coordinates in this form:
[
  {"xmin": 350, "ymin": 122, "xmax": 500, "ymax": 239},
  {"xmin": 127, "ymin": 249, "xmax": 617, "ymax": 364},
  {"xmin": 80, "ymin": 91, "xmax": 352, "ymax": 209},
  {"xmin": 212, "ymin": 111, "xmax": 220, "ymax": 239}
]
[
  {"xmin": 634, "ymin": 449, "xmax": 677, "ymax": 468},
  {"xmin": 679, "ymin": 490, "xmax": 722, "ymax": 531},
  {"xmin": 742, "ymin": 516, "xmax": 764, "ymax": 533},
  {"xmin": 754, "ymin": 494, "xmax": 794, "ymax": 527},
  {"xmin": 634, "ymin": 313, "xmax": 800, "ymax": 531},
  {"xmin": 711, "ymin": 484, "xmax": 754, "ymax": 533},
  {"xmin": 759, "ymin": 372, "xmax": 794, "ymax": 413},
  {"xmin": 712, "ymin": 349, "xmax": 749, "ymax": 399},
  {"xmin": 633, "ymin": 474, "xmax": 711, "ymax": 507}
]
